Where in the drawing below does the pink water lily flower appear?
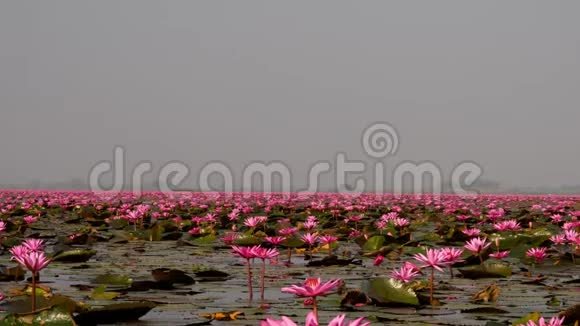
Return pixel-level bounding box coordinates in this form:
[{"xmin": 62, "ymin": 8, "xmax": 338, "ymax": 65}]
[
  {"xmin": 265, "ymin": 236, "xmax": 286, "ymax": 247},
  {"xmin": 464, "ymin": 237, "xmax": 491, "ymax": 255},
  {"xmin": 253, "ymin": 246, "xmax": 280, "ymax": 260},
  {"xmin": 413, "ymin": 248, "xmax": 446, "ymax": 272},
  {"xmin": 282, "ymin": 278, "xmax": 341, "ymax": 298},
  {"xmin": 12, "ymin": 250, "xmax": 51, "ymax": 273},
  {"xmin": 462, "ymin": 228, "xmax": 481, "ymax": 237},
  {"xmin": 261, "ymin": 316, "xmax": 298, "ymax": 326},
  {"xmin": 301, "ymin": 233, "xmax": 319, "ymax": 246},
  {"xmin": 327, "ymin": 313, "xmax": 371, "ymax": 326},
  {"xmin": 319, "ymin": 235, "xmax": 338, "ymax": 245},
  {"xmin": 261, "ymin": 312, "xmax": 370, "ymax": 326},
  {"xmin": 413, "ymin": 248, "xmax": 446, "ymax": 305},
  {"xmin": 282, "ymin": 278, "xmax": 342, "ymax": 320},
  {"xmin": 526, "ymin": 247, "xmax": 548, "ymax": 263},
  {"xmin": 391, "ymin": 264, "xmax": 419, "ymax": 283},
  {"xmin": 489, "ymin": 251, "xmax": 510, "ymax": 259},
  {"xmin": 516, "ymin": 315, "xmax": 564, "ymax": 326},
  {"xmin": 440, "ymin": 247, "xmax": 464, "ymax": 265}
]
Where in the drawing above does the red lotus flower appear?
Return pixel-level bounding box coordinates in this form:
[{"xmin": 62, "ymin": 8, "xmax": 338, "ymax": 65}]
[
  {"xmin": 265, "ymin": 236, "xmax": 286, "ymax": 246},
  {"xmin": 462, "ymin": 228, "xmax": 481, "ymax": 237},
  {"xmin": 282, "ymin": 278, "xmax": 341, "ymax": 298},
  {"xmin": 526, "ymin": 247, "xmax": 547, "ymax": 263},
  {"xmin": 413, "ymin": 248, "xmax": 446, "ymax": 272},
  {"xmin": 440, "ymin": 247, "xmax": 464, "ymax": 265},
  {"xmin": 489, "ymin": 251, "xmax": 510, "ymax": 259},
  {"xmin": 516, "ymin": 315, "xmax": 564, "ymax": 326},
  {"xmin": 260, "ymin": 316, "xmax": 298, "ymax": 326},
  {"xmin": 261, "ymin": 312, "xmax": 370, "ymax": 326},
  {"xmin": 391, "ymin": 264, "xmax": 419, "ymax": 283},
  {"xmin": 231, "ymin": 245, "xmax": 258, "ymax": 259},
  {"xmin": 282, "ymin": 278, "xmax": 342, "ymax": 320},
  {"xmin": 13, "ymin": 251, "xmax": 50, "ymax": 273},
  {"xmin": 319, "ymin": 235, "xmax": 338, "ymax": 245},
  {"xmin": 301, "ymin": 233, "xmax": 319, "ymax": 246},
  {"xmin": 253, "ymin": 246, "xmax": 279, "ymax": 260},
  {"xmin": 464, "ymin": 237, "xmax": 491, "ymax": 255}
]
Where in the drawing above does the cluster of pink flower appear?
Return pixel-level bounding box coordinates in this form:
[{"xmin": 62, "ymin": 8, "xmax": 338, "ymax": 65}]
[
  {"xmin": 261, "ymin": 278, "xmax": 370, "ymax": 326},
  {"xmin": 516, "ymin": 315, "xmax": 564, "ymax": 326},
  {"xmin": 9, "ymin": 238, "xmax": 51, "ymax": 311},
  {"xmin": 231, "ymin": 245, "xmax": 280, "ymax": 304}
]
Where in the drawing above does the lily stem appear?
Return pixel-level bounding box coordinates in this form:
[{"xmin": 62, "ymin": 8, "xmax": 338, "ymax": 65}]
[
  {"xmin": 246, "ymin": 258, "xmax": 253, "ymax": 302},
  {"xmin": 31, "ymin": 274, "xmax": 36, "ymax": 312},
  {"xmin": 430, "ymin": 267, "xmax": 434, "ymax": 305},
  {"xmin": 260, "ymin": 259, "xmax": 266, "ymax": 303}
]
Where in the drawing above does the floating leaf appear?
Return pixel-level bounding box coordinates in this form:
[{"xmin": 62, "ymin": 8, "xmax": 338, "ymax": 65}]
[
  {"xmin": 281, "ymin": 236, "xmax": 303, "ymax": 248},
  {"xmin": 199, "ymin": 311, "xmax": 244, "ymax": 321},
  {"xmin": 0, "ymin": 306, "xmax": 76, "ymax": 326},
  {"xmin": 0, "ymin": 265, "xmax": 26, "ymax": 282},
  {"xmin": 232, "ymin": 235, "xmax": 261, "ymax": 246},
  {"xmin": 151, "ymin": 268, "xmax": 194, "ymax": 285},
  {"xmin": 363, "ymin": 235, "xmax": 385, "ymax": 252},
  {"xmin": 109, "ymin": 231, "xmax": 130, "ymax": 244},
  {"xmin": 93, "ymin": 273, "xmax": 133, "ymax": 286},
  {"xmin": 462, "ymin": 307, "xmax": 509, "ymax": 314},
  {"xmin": 512, "ymin": 312, "xmax": 541, "ymax": 326},
  {"xmin": 193, "ymin": 234, "xmax": 217, "ymax": 244},
  {"xmin": 147, "ymin": 223, "xmax": 163, "ymax": 241},
  {"xmin": 193, "ymin": 269, "xmax": 230, "ymax": 282},
  {"xmin": 9, "ymin": 284, "xmax": 52, "ymax": 298},
  {"xmin": 0, "ymin": 294, "xmax": 85, "ymax": 315},
  {"xmin": 90, "ymin": 285, "xmax": 121, "ymax": 300},
  {"xmin": 494, "ymin": 233, "xmax": 551, "ymax": 259},
  {"xmin": 459, "ymin": 261, "xmax": 512, "ymax": 279},
  {"xmin": 362, "ymin": 277, "xmax": 420, "ymax": 306},
  {"xmin": 471, "ymin": 283, "xmax": 500, "ymax": 303},
  {"xmin": 340, "ymin": 289, "xmax": 372, "ymax": 307},
  {"xmin": 73, "ymin": 301, "xmax": 157, "ymax": 325},
  {"xmin": 306, "ymin": 255, "xmax": 361, "ymax": 267},
  {"xmin": 52, "ymin": 249, "xmax": 97, "ymax": 263}
]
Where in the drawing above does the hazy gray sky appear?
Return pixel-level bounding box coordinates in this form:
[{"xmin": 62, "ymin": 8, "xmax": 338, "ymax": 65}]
[{"xmin": 1, "ymin": 2, "xmax": 579, "ymax": 191}]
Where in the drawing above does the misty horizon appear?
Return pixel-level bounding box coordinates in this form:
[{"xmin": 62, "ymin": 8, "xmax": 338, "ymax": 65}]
[{"xmin": 1, "ymin": 2, "xmax": 580, "ymax": 194}]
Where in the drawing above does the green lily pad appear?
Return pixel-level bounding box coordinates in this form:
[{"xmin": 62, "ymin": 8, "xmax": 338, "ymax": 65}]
[
  {"xmin": 193, "ymin": 269, "xmax": 230, "ymax": 282},
  {"xmin": 362, "ymin": 277, "xmax": 420, "ymax": 306},
  {"xmin": 0, "ymin": 306, "xmax": 76, "ymax": 326},
  {"xmin": 363, "ymin": 235, "xmax": 385, "ymax": 252},
  {"xmin": 93, "ymin": 273, "xmax": 133, "ymax": 286},
  {"xmin": 52, "ymin": 249, "xmax": 97, "ymax": 263},
  {"xmin": 151, "ymin": 268, "xmax": 194, "ymax": 285},
  {"xmin": 90, "ymin": 285, "xmax": 121, "ymax": 300},
  {"xmin": 511, "ymin": 312, "xmax": 541, "ymax": 326},
  {"xmin": 193, "ymin": 234, "xmax": 218, "ymax": 244},
  {"xmin": 146, "ymin": 223, "xmax": 164, "ymax": 241},
  {"xmin": 232, "ymin": 235, "xmax": 262, "ymax": 246},
  {"xmin": 493, "ymin": 233, "xmax": 551, "ymax": 259},
  {"xmin": 73, "ymin": 301, "xmax": 157, "ymax": 325},
  {"xmin": 0, "ymin": 294, "xmax": 85, "ymax": 315},
  {"xmin": 459, "ymin": 261, "xmax": 512, "ymax": 279},
  {"xmin": 0, "ymin": 265, "xmax": 26, "ymax": 282},
  {"xmin": 109, "ymin": 231, "xmax": 131, "ymax": 244},
  {"xmin": 281, "ymin": 236, "xmax": 303, "ymax": 248}
]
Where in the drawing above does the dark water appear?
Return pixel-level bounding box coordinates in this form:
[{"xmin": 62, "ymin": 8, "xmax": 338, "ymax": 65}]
[{"xmin": 2, "ymin": 240, "xmax": 577, "ymax": 325}]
